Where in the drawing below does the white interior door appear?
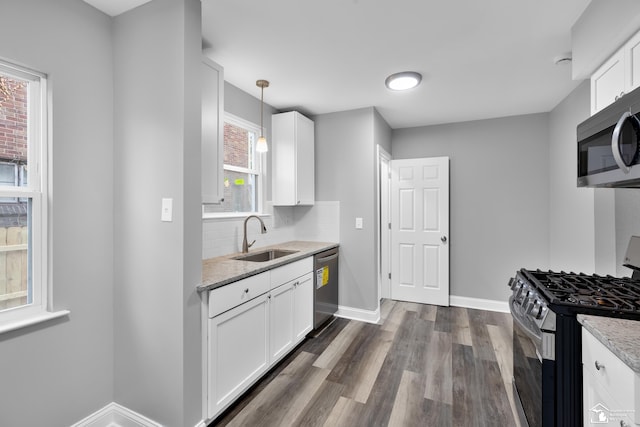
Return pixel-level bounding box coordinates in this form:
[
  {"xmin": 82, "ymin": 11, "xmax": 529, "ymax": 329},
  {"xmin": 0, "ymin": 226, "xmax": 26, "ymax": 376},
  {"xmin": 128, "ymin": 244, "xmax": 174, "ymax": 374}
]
[
  {"xmin": 378, "ymin": 146, "xmax": 392, "ymax": 300},
  {"xmin": 391, "ymin": 157, "xmax": 449, "ymax": 306}
]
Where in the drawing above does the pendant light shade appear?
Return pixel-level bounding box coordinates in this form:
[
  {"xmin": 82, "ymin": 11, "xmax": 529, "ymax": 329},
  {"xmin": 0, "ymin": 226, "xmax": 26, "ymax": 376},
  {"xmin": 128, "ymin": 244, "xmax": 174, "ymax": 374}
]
[
  {"xmin": 256, "ymin": 136, "xmax": 268, "ymax": 153},
  {"xmin": 256, "ymin": 79, "xmax": 269, "ymax": 153}
]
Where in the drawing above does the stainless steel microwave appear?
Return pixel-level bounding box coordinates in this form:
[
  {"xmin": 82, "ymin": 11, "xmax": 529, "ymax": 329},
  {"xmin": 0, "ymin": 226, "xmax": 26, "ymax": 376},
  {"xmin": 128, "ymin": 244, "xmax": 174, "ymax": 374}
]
[{"xmin": 577, "ymin": 86, "xmax": 640, "ymax": 187}]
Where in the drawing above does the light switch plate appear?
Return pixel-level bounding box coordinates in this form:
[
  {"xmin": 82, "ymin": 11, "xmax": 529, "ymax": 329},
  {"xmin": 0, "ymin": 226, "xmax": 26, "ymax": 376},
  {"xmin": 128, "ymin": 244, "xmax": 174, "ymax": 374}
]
[
  {"xmin": 355, "ymin": 217, "xmax": 363, "ymax": 229},
  {"xmin": 161, "ymin": 198, "xmax": 173, "ymax": 222}
]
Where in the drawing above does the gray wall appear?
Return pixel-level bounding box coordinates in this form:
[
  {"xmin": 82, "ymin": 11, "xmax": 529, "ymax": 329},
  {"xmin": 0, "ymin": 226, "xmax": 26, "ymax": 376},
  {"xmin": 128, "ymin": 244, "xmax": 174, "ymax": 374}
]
[
  {"xmin": 0, "ymin": 1, "xmax": 115, "ymax": 426},
  {"xmin": 548, "ymin": 81, "xmax": 598, "ymax": 274},
  {"xmin": 614, "ymin": 190, "xmax": 640, "ymax": 276},
  {"xmin": 315, "ymin": 108, "xmax": 379, "ymax": 311},
  {"xmin": 113, "ymin": 1, "xmax": 202, "ymax": 426},
  {"xmin": 392, "ymin": 114, "xmax": 550, "ymax": 302}
]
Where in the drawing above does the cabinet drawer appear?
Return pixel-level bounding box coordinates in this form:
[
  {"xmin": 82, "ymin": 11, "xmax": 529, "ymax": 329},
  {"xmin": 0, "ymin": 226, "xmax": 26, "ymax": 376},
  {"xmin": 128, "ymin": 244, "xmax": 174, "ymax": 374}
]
[
  {"xmin": 270, "ymin": 257, "xmax": 313, "ymax": 289},
  {"xmin": 209, "ymin": 271, "xmax": 270, "ymax": 318},
  {"xmin": 582, "ymin": 329, "xmax": 636, "ymax": 414}
]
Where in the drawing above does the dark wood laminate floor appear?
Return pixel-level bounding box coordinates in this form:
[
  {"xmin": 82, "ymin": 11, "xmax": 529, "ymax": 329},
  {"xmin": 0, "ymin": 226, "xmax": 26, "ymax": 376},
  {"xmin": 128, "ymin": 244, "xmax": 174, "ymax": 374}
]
[{"xmin": 211, "ymin": 300, "xmax": 521, "ymax": 427}]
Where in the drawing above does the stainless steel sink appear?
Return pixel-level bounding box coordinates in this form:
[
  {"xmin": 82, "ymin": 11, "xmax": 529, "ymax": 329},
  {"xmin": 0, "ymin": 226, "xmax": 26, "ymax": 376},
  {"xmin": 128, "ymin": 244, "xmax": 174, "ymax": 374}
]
[{"xmin": 233, "ymin": 249, "xmax": 298, "ymax": 262}]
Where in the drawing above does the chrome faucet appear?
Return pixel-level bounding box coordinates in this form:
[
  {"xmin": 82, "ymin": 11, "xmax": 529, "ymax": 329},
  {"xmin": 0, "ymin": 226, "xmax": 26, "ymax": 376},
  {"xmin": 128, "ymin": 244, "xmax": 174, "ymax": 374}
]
[{"xmin": 242, "ymin": 215, "xmax": 267, "ymax": 253}]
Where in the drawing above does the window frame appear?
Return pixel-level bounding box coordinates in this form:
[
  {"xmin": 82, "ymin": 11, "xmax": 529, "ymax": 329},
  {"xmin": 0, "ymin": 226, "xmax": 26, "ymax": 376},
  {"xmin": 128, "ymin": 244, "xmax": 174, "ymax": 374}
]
[
  {"xmin": 203, "ymin": 112, "xmax": 266, "ymax": 218},
  {"xmin": 0, "ymin": 58, "xmax": 67, "ymax": 333}
]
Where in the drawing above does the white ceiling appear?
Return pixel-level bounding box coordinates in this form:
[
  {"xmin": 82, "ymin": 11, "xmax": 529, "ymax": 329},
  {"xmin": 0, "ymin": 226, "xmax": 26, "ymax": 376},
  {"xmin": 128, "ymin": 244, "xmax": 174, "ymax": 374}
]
[{"xmin": 87, "ymin": 0, "xmax": 592, "ymax": 129}]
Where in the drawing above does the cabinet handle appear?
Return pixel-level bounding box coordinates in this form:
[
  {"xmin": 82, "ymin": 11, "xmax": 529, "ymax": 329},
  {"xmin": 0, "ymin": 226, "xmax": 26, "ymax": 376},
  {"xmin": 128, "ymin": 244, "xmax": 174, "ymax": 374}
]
[
  {"xmin": 244, "ymin": 288, "xmax": 249, "ymax": 294},
  {"xmin": 595, "ymin": 360, "xmax": 604, "ymax": 371},
  {"xmin": 293, "ymin": 281, "xmax": 299, "ymax": 288}
]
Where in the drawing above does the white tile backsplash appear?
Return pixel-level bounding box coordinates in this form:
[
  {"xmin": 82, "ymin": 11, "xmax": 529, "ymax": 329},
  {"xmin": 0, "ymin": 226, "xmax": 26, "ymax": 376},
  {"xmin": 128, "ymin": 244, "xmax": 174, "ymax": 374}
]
[
  {"xmin": 202, "ymin": 201, "xmax": 340, "ymax": 259},
  {"xmin": 293, "ymin": 201, "xmax": 340, "ymax": 242}
]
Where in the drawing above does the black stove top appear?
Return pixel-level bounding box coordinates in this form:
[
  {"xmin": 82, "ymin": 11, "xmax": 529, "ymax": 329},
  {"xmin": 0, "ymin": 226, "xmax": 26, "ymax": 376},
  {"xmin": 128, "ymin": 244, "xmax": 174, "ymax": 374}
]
[{"xmin": 520, "ymin": 269, "xmax": 640, "ymax": 317}]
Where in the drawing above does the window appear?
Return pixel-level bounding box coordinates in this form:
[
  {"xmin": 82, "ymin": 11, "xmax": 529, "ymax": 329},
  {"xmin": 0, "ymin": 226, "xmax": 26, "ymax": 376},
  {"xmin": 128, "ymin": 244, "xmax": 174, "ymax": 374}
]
[
  {"xmin": 0, "ymin": 59, "xmax": 53, "ymax": 329},
  {"xmin": 204, "ymin": 113, "xmax": 264, "ymax": 215}
]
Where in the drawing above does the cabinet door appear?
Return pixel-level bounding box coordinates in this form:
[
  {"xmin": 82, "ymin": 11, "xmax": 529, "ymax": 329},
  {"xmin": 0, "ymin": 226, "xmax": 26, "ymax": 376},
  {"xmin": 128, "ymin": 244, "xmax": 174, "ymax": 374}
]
[
  {"xmin": 583, "ymin": 369, "xmax": 617, "ymax": 426},
  {"xmin": 591, "ymin": 50, "xmax": 625, "ymax": 114},
  {"xmin": 208, "ymin": 293, "xmax": 269, "ymax": 419},
  {"xmin": 270, "ymin": 282, "xmax": 295, "ymax": 362},
  {"xmin": 202, "ymin": 58, "xmax": 224, "ymax": 204},
  {"xmin": 626, "ymin": 31, "xmax": 640, "ymax": 93},
  {"xmin": 272, "ymin": 112, "xmax": 296, "ymax": 206},
  {"xmin": 293, "ymin": 272, "xmax": 314, "ymax": 343},
  {"xmin": 272, "ymin": 111, "xmax": 315, "ymax": 206},
  {"xmin": 295, "ymin": 114, "xmax": 315, "ymax": 206}
]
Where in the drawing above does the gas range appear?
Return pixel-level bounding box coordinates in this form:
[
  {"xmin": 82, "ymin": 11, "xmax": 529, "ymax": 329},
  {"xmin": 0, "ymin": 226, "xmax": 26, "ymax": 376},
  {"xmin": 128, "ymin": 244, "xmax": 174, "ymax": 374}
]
[
  {"xmin": 509, "ymin": 237, "xmax": 640, "ymax": 427},
  {"xmin": 511, "ymin": 269, "xmax": 640, "ymax": 318}
]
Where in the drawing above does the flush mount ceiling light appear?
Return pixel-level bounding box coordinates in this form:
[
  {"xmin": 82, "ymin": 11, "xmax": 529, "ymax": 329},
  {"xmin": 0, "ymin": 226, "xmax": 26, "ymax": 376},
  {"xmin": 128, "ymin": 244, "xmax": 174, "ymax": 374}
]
[
  {"xmin": 256, "ymin": 79, "xmax": 270, "ymax": 153},
  {"xmin": 385, "ymin": 71, "xmax": 422, "ymax": 91}
]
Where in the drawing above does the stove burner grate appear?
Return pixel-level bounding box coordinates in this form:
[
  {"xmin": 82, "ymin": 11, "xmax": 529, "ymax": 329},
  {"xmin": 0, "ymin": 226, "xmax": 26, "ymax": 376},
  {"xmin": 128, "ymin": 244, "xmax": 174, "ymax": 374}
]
[{"xmin": 522, "ymin": 269, "xmax": 640, "ymax": 315}]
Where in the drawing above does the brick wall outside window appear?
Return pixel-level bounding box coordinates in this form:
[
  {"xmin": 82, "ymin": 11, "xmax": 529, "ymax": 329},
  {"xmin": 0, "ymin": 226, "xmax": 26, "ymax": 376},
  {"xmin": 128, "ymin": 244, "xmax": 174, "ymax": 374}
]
[
  {"xmin": 0, "ymin": 78, "xmax": 27, "ymax": 163},
  {"xmin": 224, "ymin": 122, "xmax": 249, "ymax": 168}
]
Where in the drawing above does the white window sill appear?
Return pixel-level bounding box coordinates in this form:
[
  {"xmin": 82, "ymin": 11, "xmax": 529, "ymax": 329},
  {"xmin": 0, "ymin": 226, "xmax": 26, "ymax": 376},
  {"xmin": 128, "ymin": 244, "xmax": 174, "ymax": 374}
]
[
  {"xmin": 0, "ymin": 309, "xmax": 70, "ymax": 335},
  {"xmin": 202, "ymin": 212, "xmax": 271, "ymax": 220}
]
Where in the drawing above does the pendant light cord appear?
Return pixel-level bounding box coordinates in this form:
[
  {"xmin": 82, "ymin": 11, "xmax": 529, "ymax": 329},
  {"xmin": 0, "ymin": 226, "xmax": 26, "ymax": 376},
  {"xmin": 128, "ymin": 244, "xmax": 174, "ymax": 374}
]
[{"xmin": 260, "ymin": 85, "xmax": 264, "ymax": 138}]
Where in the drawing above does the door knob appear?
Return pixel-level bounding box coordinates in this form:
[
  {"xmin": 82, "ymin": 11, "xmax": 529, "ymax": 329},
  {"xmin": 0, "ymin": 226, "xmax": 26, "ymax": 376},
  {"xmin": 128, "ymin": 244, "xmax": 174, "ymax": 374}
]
[{"xmin": 441, "ymin": 236, "xmax": 447, "ymax": 243}]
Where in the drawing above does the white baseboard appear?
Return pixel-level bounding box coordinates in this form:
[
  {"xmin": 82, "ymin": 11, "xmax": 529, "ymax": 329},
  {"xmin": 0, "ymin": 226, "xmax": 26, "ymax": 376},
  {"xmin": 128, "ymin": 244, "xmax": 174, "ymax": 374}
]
[
  {"xmin": 336, "ymin": 304, "xmax": 381, "ymax": 324},
  {"xmin": 449, "ymin": 295, "xmax": 510, "ymax": 313},
  {"xmin": 71, "ymin": 402, "xmax": 164, "ymax": 427}
]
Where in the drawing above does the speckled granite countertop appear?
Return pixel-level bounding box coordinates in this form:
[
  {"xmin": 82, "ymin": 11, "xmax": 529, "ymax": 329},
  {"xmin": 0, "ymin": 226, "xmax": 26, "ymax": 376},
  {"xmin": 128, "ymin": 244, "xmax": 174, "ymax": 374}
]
[
  {"xmin": 578, "ymin": 314, "xmax": 640, "ymax": 374},
  {"xmin": 199, "ymin": 241, "xmax": 338, "ymax": 292}
]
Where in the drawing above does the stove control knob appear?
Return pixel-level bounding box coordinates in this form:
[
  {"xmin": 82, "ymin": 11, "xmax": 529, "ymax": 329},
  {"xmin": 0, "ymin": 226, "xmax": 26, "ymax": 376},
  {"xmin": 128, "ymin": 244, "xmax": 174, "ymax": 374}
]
[
  {"xmin": 515, "ymin": 285, "xmax": 525, "ymax": 301},
  {"xmin": 526, "ymin": 300, "xmax": 534, "ymax": 315},
  {"xmin": 522, "ymin": 291, "xmax": 533, "ymax": 307},
  {"xmin": 532, "ymin": 301, "xmax": 544, "ymax": 319}
]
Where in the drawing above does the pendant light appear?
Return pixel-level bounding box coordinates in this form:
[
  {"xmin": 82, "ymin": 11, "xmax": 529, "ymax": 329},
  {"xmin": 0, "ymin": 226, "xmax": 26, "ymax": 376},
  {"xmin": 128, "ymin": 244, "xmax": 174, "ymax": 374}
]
[{"xmin": 256, "ymin": 79, "xmax": 270, "ymax": 153}]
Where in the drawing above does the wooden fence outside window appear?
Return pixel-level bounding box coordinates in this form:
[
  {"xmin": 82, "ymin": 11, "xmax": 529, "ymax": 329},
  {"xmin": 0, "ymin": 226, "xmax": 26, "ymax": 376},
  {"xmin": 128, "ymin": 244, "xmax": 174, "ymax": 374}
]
[{"xmin": 0, "ymin": 226, "xmax": 28, "ymax": 311}]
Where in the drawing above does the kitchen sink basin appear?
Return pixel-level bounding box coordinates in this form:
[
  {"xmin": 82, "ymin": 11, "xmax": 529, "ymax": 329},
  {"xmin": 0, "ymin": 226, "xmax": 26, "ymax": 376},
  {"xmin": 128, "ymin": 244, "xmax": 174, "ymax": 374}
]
[{"xmin": 233, "ymin": 249, "xmax": 298, "ymax": 262}]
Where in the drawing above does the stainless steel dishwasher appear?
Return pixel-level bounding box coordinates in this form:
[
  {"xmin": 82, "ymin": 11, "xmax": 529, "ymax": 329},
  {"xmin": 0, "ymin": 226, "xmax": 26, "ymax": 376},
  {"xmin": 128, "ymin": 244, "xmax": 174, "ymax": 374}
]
[{"xmin": 313, "ymin": 247, "xmax": 338, "ymax": 329}]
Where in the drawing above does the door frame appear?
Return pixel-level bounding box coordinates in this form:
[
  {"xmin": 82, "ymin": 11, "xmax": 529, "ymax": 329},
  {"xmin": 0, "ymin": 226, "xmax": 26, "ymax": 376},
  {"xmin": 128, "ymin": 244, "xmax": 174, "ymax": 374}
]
[{"xmin": 376, "ymin": 145, "xmax": 392, "ymax": 300}]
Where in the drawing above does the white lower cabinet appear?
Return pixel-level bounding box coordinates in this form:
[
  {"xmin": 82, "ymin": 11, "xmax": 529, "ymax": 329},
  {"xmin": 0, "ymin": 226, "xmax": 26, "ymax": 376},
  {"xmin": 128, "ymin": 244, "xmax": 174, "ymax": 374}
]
[
  {"xmin": 207, "ymin": 256, "xmax": 314, "ymax": 421},
  {"xmin": 208, "ymin": 292, "xmax": 270, "ymax": 418},
  {"xmin": 270, "ymin": 271, "xmax": 314, "ymax": 364},
  {"xmin": 293, "ymin": 272, "xmax": 313, "ymax": 342},
  {"xmin": 582, "ymin": 328, "xmax": 639, "ymax": 426},
  {"xmin": 270, "ymin": 281, "xmax": 295, "ymax": 362}
]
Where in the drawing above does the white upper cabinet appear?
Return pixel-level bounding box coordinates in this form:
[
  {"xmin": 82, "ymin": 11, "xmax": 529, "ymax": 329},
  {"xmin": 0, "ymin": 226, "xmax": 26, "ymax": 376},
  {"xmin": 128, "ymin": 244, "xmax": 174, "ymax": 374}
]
[
  {"xmin": 202, "ymin": 58, "xmax": 224, "ymax": 204},
  {"xmin": 626, "ymin": 30, "xmax": 640, "ymax": 93},
  {"xmin": 591, "ymin": 30, "xmax": 640, "ymax": 115},
  {"xmin": 591, "ymin": 50, "xmax": 625, "ymax": 115},
  {"xmin": 272, "ymin": 111, "xmax": 315, "ymax": 206}
]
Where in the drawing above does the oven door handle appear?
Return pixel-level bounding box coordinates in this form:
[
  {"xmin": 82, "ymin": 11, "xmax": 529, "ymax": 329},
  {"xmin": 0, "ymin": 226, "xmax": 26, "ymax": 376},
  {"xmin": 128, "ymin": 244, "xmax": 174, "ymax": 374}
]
[{"xmin": 509, "ymin": 296, "xmax": 543, "ymax": 348}]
